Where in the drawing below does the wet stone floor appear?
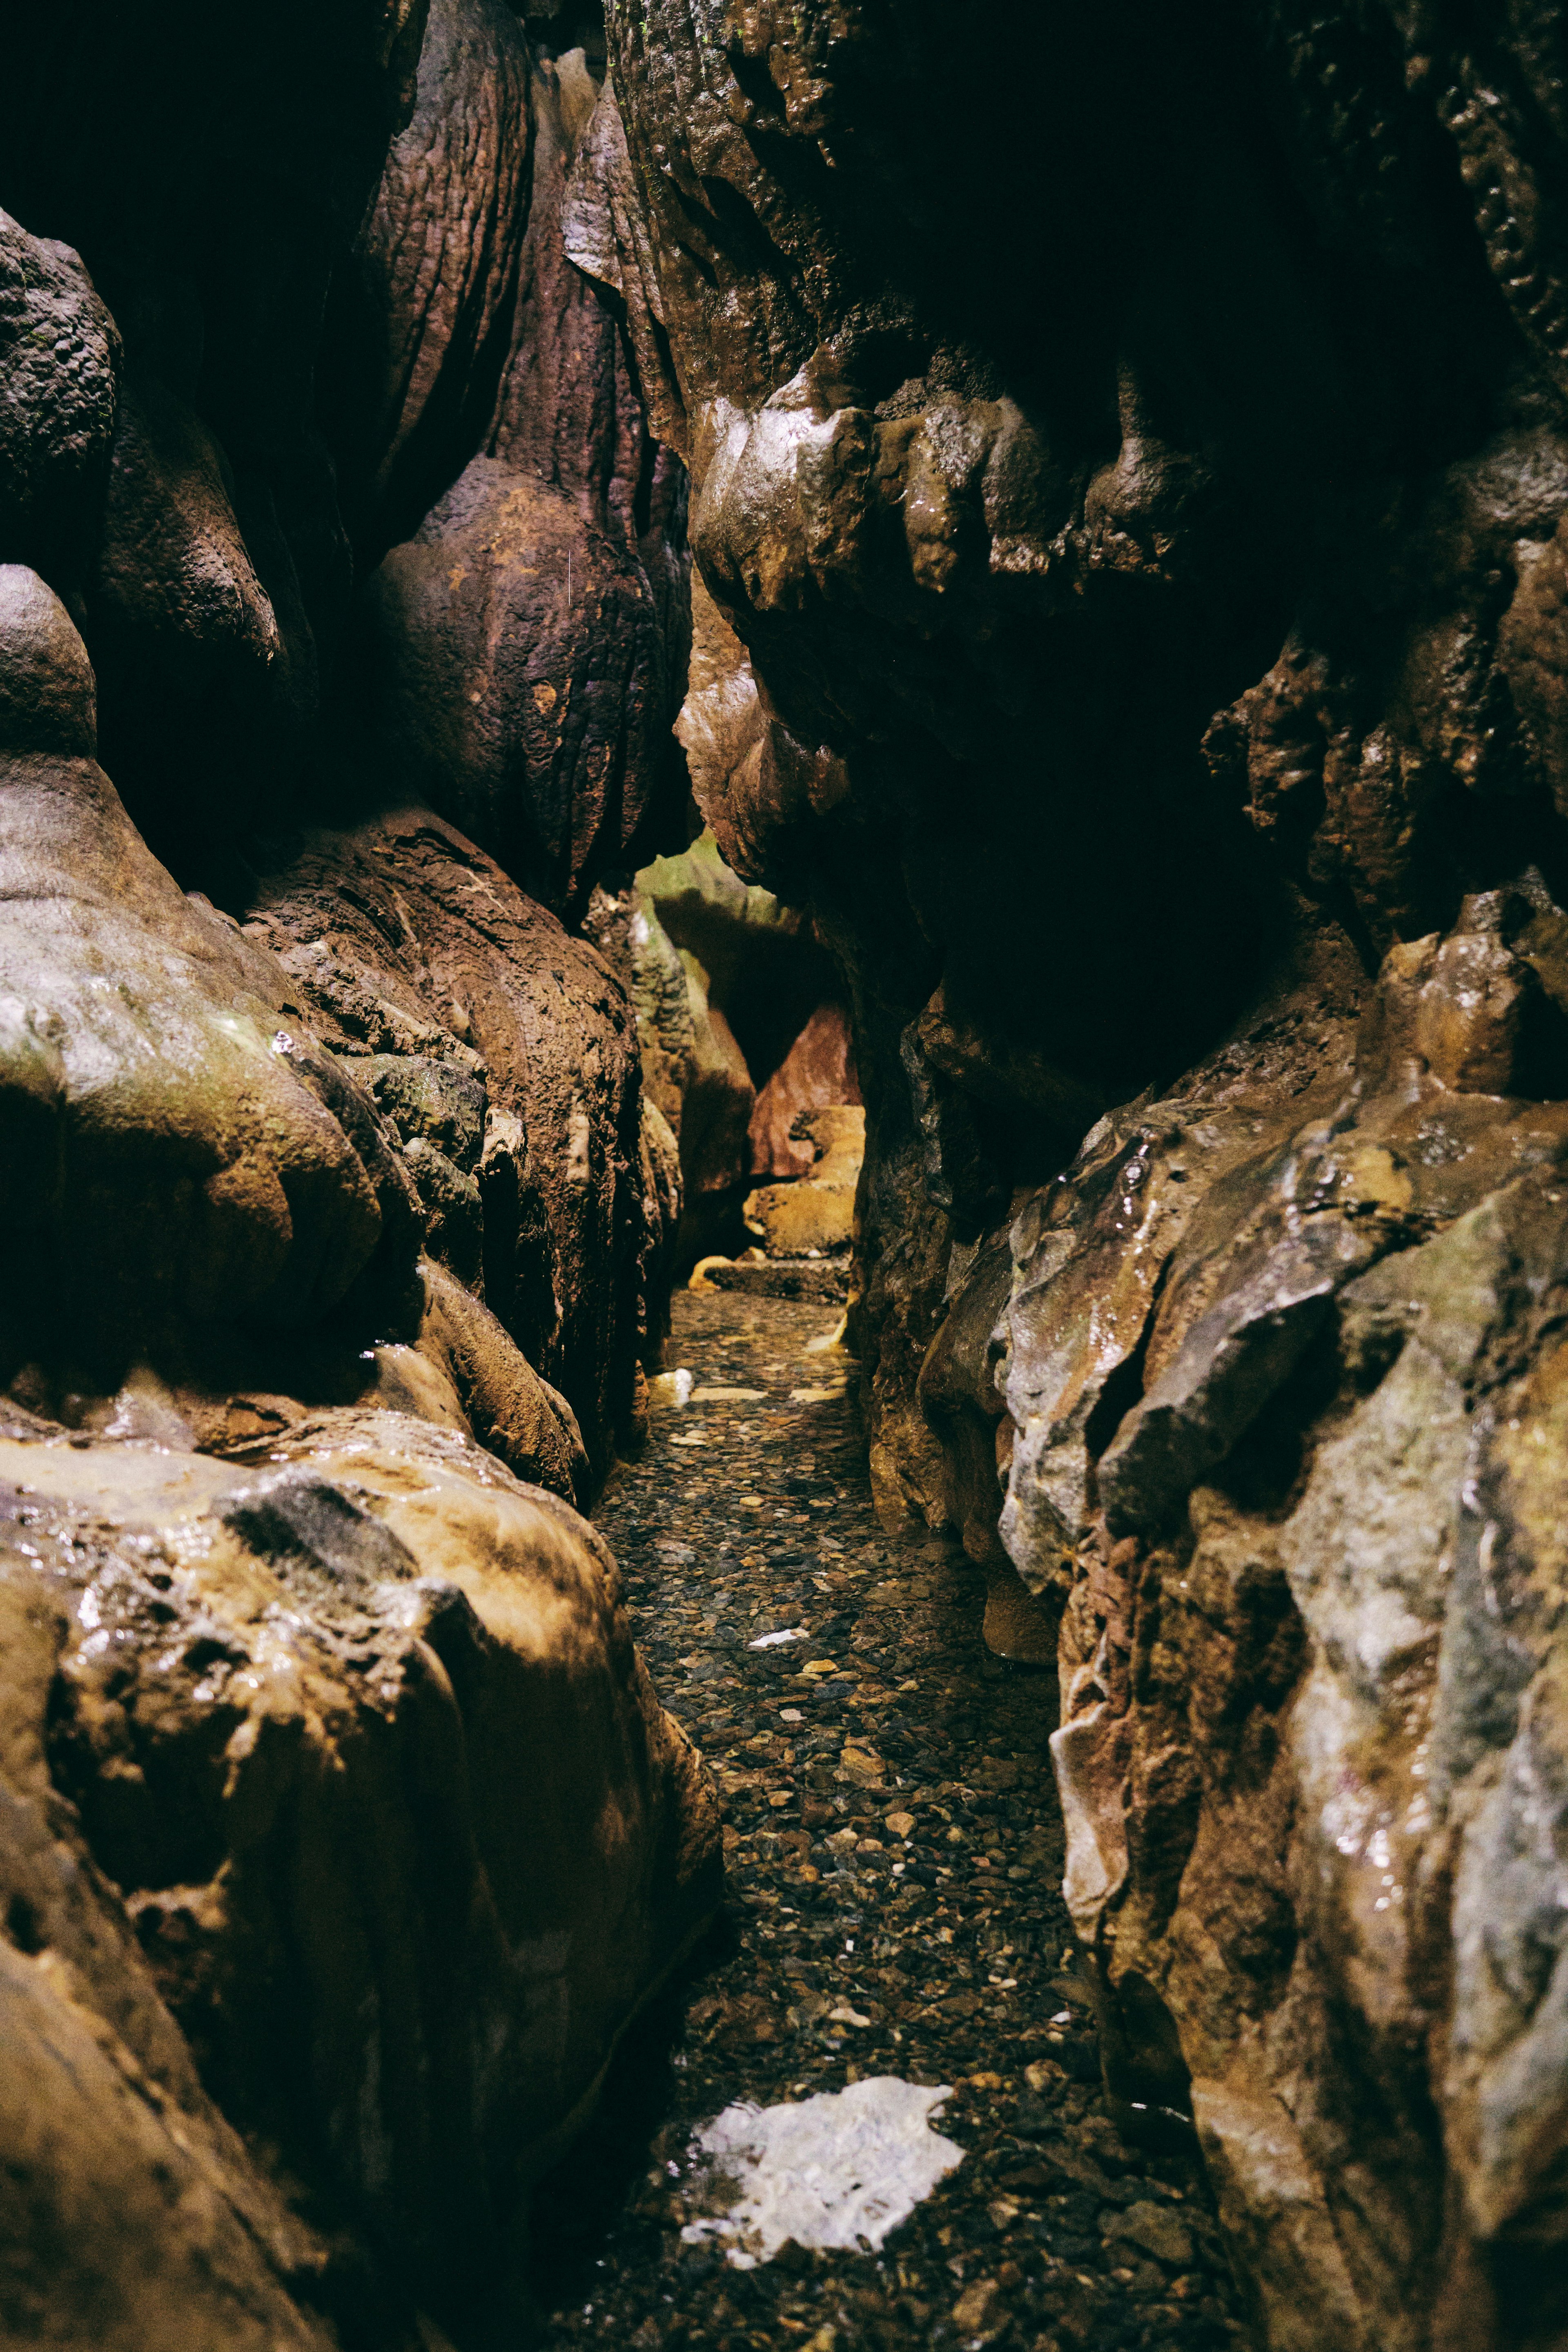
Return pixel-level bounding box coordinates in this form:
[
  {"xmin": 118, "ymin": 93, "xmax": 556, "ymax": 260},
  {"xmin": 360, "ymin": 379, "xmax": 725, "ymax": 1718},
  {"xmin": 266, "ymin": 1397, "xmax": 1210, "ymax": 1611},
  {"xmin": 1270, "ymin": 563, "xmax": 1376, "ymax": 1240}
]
[{"xmin": 531, "ymin": 1292, "xmax": 1247, "ymax": 2352}]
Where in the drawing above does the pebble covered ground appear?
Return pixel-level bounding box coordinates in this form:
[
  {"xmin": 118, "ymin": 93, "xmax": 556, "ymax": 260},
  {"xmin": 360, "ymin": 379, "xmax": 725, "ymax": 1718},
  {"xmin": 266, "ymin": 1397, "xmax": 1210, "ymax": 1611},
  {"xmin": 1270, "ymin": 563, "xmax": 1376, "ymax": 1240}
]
[{"xmin": 531, "ymin": 1291, "xmax": 1248, "ymax": 2352}]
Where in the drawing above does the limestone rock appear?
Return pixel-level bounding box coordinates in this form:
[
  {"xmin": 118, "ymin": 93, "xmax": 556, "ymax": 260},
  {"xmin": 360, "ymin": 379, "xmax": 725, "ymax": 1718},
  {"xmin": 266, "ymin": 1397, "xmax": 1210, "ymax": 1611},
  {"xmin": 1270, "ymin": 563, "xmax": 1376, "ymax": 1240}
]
[
  {"xmin": 639, "ymin": 829, "xmax": 841, "ymax": 1105},
  {"xmin": 244, "ymin": 803, "xmax": 669, "ymax": 1472},
  {"xmin": 745, "ymin": 1106, "xmax": 864, "ymax": 1256},
  {"xmin": 0, "ymin": 210, "xmax": 120, "ymax": 584},
  {"xmin": 0, "ymin": 570, "xmax": 423, "ymax": 1366},
  {"xmin": 583, "ymin": 882, "xmax": 697, "ymax": 1143},
  {"xmin": 351, "ymin": 35, "xmax": 691, "ymax": 919},
  {"xmin": 676, "ymin": 950, "xmax": 756, "ymax": 1205},
  {"xmin": 606, "ymin": 14, "xmax": 1568, "ymax": 2328},
  {"xmin": 585, "ymin": 837, "xmax": 855, "ymax": 1266},
  {"xmin": 325, "ymin": 0, "xmax": 534, "ymax": 558},
  {"xmin": 1001, "ymin": 931, "xmax": 1568, "ymax": 2345},
  {"xmin": 561, "ymin": 80, "xmax": 687, "ymax": 460},
  {"xmin": 748, "ymin": 1000, "xmax": 859, "ymax": 1182},
  {"xmin": 0, "ymin": 1414, "xmax": 719, "ymax": 2339}
]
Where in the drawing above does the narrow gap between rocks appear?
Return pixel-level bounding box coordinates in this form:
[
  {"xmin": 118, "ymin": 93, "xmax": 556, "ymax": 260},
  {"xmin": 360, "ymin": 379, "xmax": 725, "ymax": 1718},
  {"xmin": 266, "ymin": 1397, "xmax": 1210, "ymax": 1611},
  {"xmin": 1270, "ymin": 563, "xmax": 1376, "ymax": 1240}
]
[{"xmin": 532, "ymin": 1291, "xmax": 1246, "ymax": 2352}]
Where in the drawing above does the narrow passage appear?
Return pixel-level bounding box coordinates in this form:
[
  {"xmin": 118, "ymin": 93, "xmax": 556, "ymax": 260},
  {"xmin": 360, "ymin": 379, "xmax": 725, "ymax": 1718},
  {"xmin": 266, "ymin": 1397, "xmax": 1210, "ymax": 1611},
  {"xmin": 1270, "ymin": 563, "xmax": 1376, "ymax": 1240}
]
[{"xmin": 533, "ymin": 1292, "xmax": 1245, "ymax": 2352}]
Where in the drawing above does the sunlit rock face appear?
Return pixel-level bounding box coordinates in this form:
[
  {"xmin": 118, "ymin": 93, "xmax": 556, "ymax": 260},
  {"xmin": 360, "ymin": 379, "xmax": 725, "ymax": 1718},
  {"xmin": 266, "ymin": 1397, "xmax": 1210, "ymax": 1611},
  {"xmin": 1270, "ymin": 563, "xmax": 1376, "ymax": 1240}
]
[
  {"xmin": 584, "ymin": 826, "xmax": 860, "ymax": 1269},
  {"xmin": 608, "ymin": 4, "xmax": 1568, "ymax": 2338}
]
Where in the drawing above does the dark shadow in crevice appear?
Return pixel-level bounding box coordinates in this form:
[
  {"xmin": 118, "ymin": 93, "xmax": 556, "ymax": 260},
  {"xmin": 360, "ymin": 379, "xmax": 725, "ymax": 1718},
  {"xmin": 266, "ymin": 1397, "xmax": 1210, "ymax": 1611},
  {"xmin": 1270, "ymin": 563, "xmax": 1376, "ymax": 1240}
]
[{"xmin": 525, "ymin": 1909, "xmax": 737, "ymax": 2315}]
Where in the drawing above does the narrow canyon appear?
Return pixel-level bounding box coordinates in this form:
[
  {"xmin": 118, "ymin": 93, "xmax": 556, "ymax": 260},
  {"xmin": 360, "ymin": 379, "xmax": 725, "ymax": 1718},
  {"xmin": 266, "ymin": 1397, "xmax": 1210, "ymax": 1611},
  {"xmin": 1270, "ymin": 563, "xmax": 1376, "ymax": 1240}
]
[{"xmin": 2, "ymin": 5, "xmax": 1566, "ymax": 2350}]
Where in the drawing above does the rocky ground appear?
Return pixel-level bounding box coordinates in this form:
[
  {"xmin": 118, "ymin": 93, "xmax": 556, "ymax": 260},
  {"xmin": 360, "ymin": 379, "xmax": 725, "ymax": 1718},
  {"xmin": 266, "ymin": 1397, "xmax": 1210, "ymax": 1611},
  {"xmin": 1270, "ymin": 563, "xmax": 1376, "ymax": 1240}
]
[{"xmin": 531, "ymin": 1292, "xmax": 1247, "ymax": 2351}]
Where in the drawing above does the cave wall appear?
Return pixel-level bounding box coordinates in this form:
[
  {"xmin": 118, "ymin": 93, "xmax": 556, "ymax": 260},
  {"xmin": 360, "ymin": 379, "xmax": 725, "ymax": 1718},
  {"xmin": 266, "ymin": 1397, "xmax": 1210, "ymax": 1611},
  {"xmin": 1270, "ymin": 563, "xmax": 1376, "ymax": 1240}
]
[
  {"xmin": 0, "ymin": 2, "xmax": 719, "ymax": 2337},
  {"xmin": 604, "ymin": 6, "xmax": 1568, "ymax": 2344}
]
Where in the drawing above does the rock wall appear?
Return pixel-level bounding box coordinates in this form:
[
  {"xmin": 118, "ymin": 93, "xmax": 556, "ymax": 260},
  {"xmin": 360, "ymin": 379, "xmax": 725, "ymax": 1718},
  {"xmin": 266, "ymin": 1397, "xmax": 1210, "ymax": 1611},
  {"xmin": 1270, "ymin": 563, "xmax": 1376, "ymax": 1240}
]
[
  {"xmin": 607, "ymin": 5, "xmax": 1568, "ymax": 2343},
  {"xmin": 585, "ymin": 826, "xmax": 858, "ymax": 1268},
  {"xmin": 0, "ymin": 0, "xmax": 715, "ymax": 2337}
]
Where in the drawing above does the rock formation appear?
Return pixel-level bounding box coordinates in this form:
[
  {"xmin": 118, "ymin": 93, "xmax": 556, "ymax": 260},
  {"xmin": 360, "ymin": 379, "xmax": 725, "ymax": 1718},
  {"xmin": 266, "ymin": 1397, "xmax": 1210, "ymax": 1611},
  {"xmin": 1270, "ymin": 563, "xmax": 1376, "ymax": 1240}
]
[
  {"xmin": 606, "ymin": 4, "xmax": 1568, "ymax": 2342},
  {"xmin": 0, "ymin": 0, "xmax": 717, "ymax": 2337},
  {"xmin": 11, "ymin": 0, "xmax": 1568, "ymax": 2339},
  {"xmin": 1, "ymin": 1418, "xmax": 715, "ymax": 2347},
  {"xmin": 584, "ymin": 828, "xmax": 858, "ymax": 1267}
]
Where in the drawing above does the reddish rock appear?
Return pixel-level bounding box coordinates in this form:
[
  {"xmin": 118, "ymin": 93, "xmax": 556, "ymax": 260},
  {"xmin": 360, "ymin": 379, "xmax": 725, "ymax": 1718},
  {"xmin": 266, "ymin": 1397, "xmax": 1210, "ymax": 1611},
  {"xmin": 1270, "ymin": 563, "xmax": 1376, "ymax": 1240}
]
[
  {"xmin": 351, "ymin": 34, "xmax": 690, "ymax": 919},
  {"xmin": 748, "ymin": 999, "xmax": 859, "ymax": 1180}
]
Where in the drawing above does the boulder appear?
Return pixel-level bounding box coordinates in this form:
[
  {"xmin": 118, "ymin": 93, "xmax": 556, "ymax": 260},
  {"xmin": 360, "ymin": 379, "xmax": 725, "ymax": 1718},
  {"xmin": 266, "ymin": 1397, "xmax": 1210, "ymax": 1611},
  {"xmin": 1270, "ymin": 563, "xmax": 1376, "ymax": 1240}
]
[
  {"xmin": 0, "ymin": 1412, "xmax": 719, "ymax": 2342},
  {"xmin": 744, "ymin": 1105, "xmax": 864, "ymax": 1256}
]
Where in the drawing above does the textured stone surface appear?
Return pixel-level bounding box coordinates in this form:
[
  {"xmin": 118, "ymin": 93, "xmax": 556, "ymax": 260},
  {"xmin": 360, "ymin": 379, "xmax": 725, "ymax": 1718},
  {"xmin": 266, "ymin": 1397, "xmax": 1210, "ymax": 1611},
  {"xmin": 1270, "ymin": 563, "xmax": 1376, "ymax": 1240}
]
[
  {"xmin": 608, "ymin": 5, "xmax": 1568, "ymax": 2340},
  {"xmin": 0, "ymin": 208, "xmax": 120, "ymax": 582},
  {"xmin": 0, "ymin": 570, "xmax": 424, "ymax": 1365},
  {"xmin": 244, "ymin": 803, "xmax": 669, "ymax": 1473},
  {"xmin": 0, "ymin": 7, "xmax": 708, "ymax": 2340},
  {"xmin": 350, "ymin": 38, "xmax": 691, "ymax": 920},
  {"xmin": 526, "ymin": 1289, "xmax": 1245, "ymax": 2347},
  {"xmin": 0, "ymin": 1414, "xmax": 718, "ymax": 2342},
  {"xmin": 748, "ymin": 999, "xmax": 859, "ymax": 1183},
  {"xmin": 744, "ymin": 1104, "xmax": 864, "ymax": 1256}
]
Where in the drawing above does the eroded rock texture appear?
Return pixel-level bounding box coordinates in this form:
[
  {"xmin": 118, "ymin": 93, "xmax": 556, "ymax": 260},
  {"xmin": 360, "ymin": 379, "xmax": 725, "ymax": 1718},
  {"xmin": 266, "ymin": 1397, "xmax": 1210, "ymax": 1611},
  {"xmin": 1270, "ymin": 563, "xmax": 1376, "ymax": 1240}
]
[
  {"xmin": 343, "ymin": 8, "xmax": 692, "ymax": 918},
  {"xmin": 0, "ymin": 4, "xmax": 693, "ymax": 1468},
  {"xmin": 608, "ymin": 4, "xmax": 1568, "ymax": 2341},
  {"xmin": 584, "ymin": 826, "xmax": 855, "ymax": 1265},
  {"xmin": 0, "ymin": 0, "xmax": 709, "ymax": 2337},
  {"xmin": 0, "ymin": 1417, "xmax": 717, "ymax": 2347}
]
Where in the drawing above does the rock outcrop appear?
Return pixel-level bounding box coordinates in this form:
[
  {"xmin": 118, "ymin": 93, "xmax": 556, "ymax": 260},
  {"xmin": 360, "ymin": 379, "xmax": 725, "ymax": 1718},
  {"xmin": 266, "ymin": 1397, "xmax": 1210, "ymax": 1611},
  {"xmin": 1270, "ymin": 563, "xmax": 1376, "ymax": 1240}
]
[
  {"xmin": 585, "ymin": 827, "xmax": 856, "ymax": 1267},
  {"xmin": 0, "ymin": 1412, "xmax": 718, "ymax": 2345},
  {"xmin": 607, "ymin": 3, "xmax": 1568, "ymax": 2340},
  {"xmin": 0, "ymin": 0, "xmax": 710, "ymax": 2337}
]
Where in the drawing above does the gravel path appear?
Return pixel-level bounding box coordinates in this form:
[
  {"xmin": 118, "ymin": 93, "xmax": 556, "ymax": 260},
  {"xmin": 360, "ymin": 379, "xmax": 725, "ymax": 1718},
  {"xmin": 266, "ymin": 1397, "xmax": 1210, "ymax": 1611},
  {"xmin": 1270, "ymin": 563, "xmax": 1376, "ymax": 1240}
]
[{"xmin": 532, "ymin": 1292, "xmax": 1246, "ymax": 2352}]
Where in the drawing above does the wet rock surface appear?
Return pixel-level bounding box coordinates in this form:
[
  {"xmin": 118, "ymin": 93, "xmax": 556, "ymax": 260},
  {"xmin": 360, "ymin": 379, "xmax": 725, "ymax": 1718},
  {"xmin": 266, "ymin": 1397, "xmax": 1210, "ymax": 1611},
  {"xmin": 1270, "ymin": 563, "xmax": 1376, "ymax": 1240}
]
[
  {"xmin": 533, "ymin": 1293, "xmax": 1244, "ymax": 2350},
  {"xmin": 0, "ymin": 1408, "xmax": 719, "ymax": 2346}
]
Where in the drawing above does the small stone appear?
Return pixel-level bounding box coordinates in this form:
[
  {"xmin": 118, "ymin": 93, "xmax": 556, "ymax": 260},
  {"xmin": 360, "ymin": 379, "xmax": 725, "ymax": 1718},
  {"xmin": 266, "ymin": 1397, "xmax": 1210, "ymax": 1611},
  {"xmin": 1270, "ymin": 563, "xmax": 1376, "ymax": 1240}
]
[
  {"xmin": 886, "ymin": 1810, "xmax": 916, "ymax": 1838},
  {"xmin": 1103, "ymin": 2199, "xmax": 1196, "ymax": 2270},
  {"xmin": 951, "ymin": 2275, "xmax": 1007, "ymax": 2339}
]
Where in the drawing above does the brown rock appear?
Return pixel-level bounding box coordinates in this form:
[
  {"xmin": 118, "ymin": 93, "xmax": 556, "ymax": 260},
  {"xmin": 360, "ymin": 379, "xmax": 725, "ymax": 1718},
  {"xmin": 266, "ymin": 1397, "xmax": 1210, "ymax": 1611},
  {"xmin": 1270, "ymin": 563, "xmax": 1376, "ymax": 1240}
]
[
  {"xmin": 3, "ymin": 1414, "xmax": 719, "ymax": 2336},
  {"xmin": 244, "ymin": 802, "xmax": 669, "ymax": 1470},
  {"xmin": 326, "ymin": 0, "xmax": 534, "ymax": 558},
  {"xmin": 748, "ymin": 1000, "xmax": 860, "ymax": 1181},
  {"xmin": 352, "ymin": 37, "xmax": 691, "ymax": 918},
  {"xmin": 744, "ymin": 1105, "xmax": 864, "ymax": 1256},
  {"xmin": 677, "ymin": 953, "xmax": 757, "ymax": 1200},
  {"xmin": 0, "ymin": 570, "xmax": 423, "ymax": 1365},
  {"xmin": 0, "ymin": 1570, "xmax": 350, "ymax": 2352},
  {"xmin": 0, "ymin": 209, "xmax": 120, "ymax": 584}
]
